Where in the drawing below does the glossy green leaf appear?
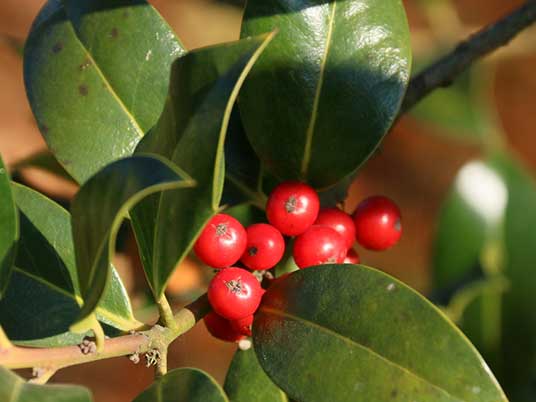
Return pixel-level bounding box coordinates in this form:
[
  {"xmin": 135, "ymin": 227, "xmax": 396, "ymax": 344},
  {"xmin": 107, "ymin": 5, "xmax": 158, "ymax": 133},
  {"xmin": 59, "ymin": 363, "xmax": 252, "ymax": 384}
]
[
  {"xmin": 0, "ymin": 366, "xmax": 92, "ymax": 402},
  {"xmin": 254, "ymin": 265, "xmax": 507, "ymax": 402},
  {"xmin": 240, "ymin": 0, "xmax": 411, "ymax": 188},
  {"xmin": 24, "ymin": 0, "xmax": 185, "ymax": 183},
  {"xmin": 225, "ymin": 348, "xmax": 287, "ymax": 402},
  {"xmin": 0, "ymin": 156, "xmax": 18, "ymax": 297},
  {"xmin": 133, "ymin": 368, "xmax": 228, "ymax": 402},
  {"xmin": 131, "ymin": 34, "xmax": 274, "ymax": 299},
  {"xmin": 71, "ymin": 154, "xmax": 194, "ymax": 322},
  {"xmin": 0, "ymin": 183, "xmax": 141, "ymax": 346}
]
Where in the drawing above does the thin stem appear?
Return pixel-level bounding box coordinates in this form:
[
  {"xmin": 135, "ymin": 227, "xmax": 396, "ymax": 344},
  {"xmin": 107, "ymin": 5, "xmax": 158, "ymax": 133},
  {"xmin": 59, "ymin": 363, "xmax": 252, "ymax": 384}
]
[
  {"xmin": 29, "ymin": 367, "xmax": 58, "ymax": 385},
  {"xmin": 401, "ymin": 0, "xmax": 536, "ymax": 114},
  {"xmin": 0, "ymin": 293, "xmax": 210, "ymax": 372},
  {"xmin": 157, "ymin": 293, "xmax": 178, "ymax": 331}
]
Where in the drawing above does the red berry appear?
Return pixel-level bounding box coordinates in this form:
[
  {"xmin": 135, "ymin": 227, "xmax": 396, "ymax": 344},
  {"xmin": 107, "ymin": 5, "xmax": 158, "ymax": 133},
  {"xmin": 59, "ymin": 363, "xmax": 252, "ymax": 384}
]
[
  {"xmin": 353, "ymin": 196, "xmax": 402, "ymax": 251},
  {"xmin": 314, "ymin": 207, "xmax": 356, "ymax": 249},
  {"xmin": 194, "ymin": 214, "xmax": 247, "ymax": 268},
  {"xmin": 208, "ymin": 267, "xmax": 263, "ymax": 320},
  {"xmin": 293, "ymin": 226, "xmax": 347, "ymax": 269},
  {"xmin": 230, "ymin": 314, "xmax": 254, "ymax": 337},
  {"xmin": 204, "ymin": 311, "xmax": 244, "ymax": 342},
  {"xmin": 266, "ymin": 181, "xmax": 320, "ymax": 236},
  {"xmin": 343, "ymin": 248, "xmax": 360, "ymax": 264},
  {"xmin": 241, "ymin": 224, "xmax": 285, "ymax": 270}
]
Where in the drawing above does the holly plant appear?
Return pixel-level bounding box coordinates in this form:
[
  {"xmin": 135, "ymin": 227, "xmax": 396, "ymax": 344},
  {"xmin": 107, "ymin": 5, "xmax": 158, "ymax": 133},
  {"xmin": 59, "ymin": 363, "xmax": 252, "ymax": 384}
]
[{"xmin": 1, "ymin": 0, "xmax": 531, "ymax": 401}]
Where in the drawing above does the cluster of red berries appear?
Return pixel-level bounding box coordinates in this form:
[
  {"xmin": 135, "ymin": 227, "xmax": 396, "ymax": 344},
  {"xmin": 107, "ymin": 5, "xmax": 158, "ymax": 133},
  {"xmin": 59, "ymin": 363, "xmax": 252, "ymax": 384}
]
[{"xmin": 194, "ymin": 181, "xmax": 402, "ymax": 343}]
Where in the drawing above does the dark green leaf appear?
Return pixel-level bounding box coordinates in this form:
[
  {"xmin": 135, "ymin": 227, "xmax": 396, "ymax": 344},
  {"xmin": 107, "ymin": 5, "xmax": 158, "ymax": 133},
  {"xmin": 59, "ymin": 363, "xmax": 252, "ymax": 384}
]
[
  {"xmin": 133, "ymin": 368, "xmax": 228, "ymax": 402},
  {"xmin": 24, "ymin": 0, "xmax": 185, "ymax": 183},
  {"xmin": 0, "ymin": 156, "xmax": 18, "ymax": 297},
  {"xmin": 0, "ymin": 367, "xmax": 92, "ymax": 402},
  {"xmin": 71, "ymin": 154, "xmax": 194, "ymax": 323},
  {"xmin": 254, "ymin": 265, "xmax": 507, "ymax": 402},
  {"xmin": 0, "ymin": 183, "xmax": 141, "ymax": 346},
  {"xmin": 240, "ymin": 0, "xmax": 411, "ymax": 188},
  {"xmin": 131, "ymin": 34, "xmax": 274, "ymax": 299},
  {"xmin": 225, "ymin": 348, "xmax": 287, "ymax": 402}
]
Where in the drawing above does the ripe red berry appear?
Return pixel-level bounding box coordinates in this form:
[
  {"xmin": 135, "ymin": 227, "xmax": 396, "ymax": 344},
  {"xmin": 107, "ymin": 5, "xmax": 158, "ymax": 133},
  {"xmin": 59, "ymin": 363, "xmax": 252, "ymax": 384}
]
[
  {"xmin": 194, "ymin": 214, "xmax": 247, "ymax": 268},
  {"xmin": 353, "ymin": 196, "xmax": 402, "ymax": 251},
  {"xmin": 293, "ymin": 225, "xmax": 347, "ymax": 269},
  {"xmin": 241, "ymin": 223, "xmax": 285, "ymax": 270},
  {"xmin": 314, "ymin": 207, "xmax": 356, "ymax": 249},
  {"xmin": 343, "ymin": 248, "xmax": 360, "ymax": 264},
  {"xmin": 230, "ymin": 314, "xmax": 254, "ymax": 337},
  {"xmin": 266, "ymin": 181, "xmax": 320, "ymax": 236},
  {"xmin": 208, "ymin": 267, "xmax": 263, "ymax": 320},
  {"xmin": 204, "ymin": 311, "xmax": 244, "ymax": 342}
]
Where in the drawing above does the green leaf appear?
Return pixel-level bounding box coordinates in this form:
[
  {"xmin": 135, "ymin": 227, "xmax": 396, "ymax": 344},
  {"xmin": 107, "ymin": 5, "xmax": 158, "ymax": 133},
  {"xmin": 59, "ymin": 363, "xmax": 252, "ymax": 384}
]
[
  {"xmin": 131, "ymin": 33, "xmax": 275, "ymax": 299},
  {"xmin": 224, "ymin": 348, "xmax": 287, "ymax": 402},
  {"xmin": 133, "ymin": 368, "xmax": 228, "ymax": 402},
  {"xmin": 240, "ymin": 0, "xmax": 411, "ymax": 188},
  {"xmin": 0, "ymin": 183, "xmax": 141, "ymax": 346},
  {"xmin": 0, "ymin": 156, "xmax": 18, "ymax": 297},
  {"xmin": 23, "ymin": 0, "xmax": 186, "ymax": 183},
  {"xmin": 71, "ymin": 154, "xmax": 194, "ymax": 322},
  {"xmin": 433, "ymin": 154, "xmax": 536, "ymax": 396},
  {"xmin": 0, "ymin": 366, "xmax": 92, "ymax": 402},
  {"xmin": 254, "ymin": 265, "xmax": 507, "ymax": 402}
]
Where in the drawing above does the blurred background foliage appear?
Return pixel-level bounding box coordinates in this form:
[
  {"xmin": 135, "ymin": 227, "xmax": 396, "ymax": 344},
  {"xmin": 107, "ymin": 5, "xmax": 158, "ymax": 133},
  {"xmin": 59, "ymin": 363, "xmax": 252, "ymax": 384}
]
[{"xmin": 1, "ymin": 0, "xmax": 536, "ymax": 401}]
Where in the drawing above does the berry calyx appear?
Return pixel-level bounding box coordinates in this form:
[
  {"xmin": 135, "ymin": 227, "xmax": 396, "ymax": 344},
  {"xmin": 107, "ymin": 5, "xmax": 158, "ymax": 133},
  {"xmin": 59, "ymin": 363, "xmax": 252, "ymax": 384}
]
[
  {"xmin": 204, "ymin": 311, "xmax": 244, "ymax": 342},
  {"xmin": 241, "ymin": 223, "xmax": 285, "ymax": 270},
  {"xmin": 194, "ymin": 214, "xmax": 247, "ymax": 268},
  {"xmin": 293, "ymin": 225, "xmax": 347, "ymax": 269},
  {"xmin": 266, "ymin": 181, "xmax": 320, "ymax": 236},
  {"xmin": 230, "ymin": 314, "xmax": 254, "ymax": 337},
  {"xmin": 208, "ymin": 267, "xmax": 263, "ymax": 320},
  {"xmin": 353, "ymin": 196, "xmax": 402, "ymax": 251},
  {"xmin": 314, "ymin": 207, "xmax": 356, "ymax": 249},
  {"xmin": 343, "ymin": 248, "xmax": 360, "ymax": 264}
]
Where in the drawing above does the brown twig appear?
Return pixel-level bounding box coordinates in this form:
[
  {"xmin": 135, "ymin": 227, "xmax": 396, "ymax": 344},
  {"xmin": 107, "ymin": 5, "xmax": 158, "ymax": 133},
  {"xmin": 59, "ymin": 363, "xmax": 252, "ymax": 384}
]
[
  {"xmin": 0, "ymin": 294, "xmax": 210, "ymax": 372},
  {"xmin": 401, "ymin": 0, "xmax": 536, "ymax": 114}
]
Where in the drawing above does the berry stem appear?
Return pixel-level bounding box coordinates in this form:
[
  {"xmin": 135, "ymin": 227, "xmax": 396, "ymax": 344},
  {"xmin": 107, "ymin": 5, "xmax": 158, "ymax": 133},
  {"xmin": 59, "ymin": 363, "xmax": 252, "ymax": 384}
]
[{"xmin": 157, "ymin": 293, "xmax": 179, "ymax": 331}]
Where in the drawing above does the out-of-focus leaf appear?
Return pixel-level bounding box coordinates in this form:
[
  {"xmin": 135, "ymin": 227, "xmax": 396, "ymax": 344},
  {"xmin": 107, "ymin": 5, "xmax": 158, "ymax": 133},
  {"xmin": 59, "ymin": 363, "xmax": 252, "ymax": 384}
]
[
  {"xmin": 224, "ymin": 348, "xmax": 287, "ymax": 402},
  {"xmin": 0, "ymin": 183, "xmax": 142, "ymax": 346},
  {"xmin": 24, "ymin": 0, "xmax": 186, "ymax": 183},
  {"xmin": 254, "ymin": 265, "xmax": 507, "ymax": 402},
  {"xmin": 240, "ymin": 0, "xmax": 411, "ymax": 188},
  {"xmin": 71, "ymin": 155, "xmax": 194, "ymax": 324},
  {"xmin": 432, "ymin": 153, "xmax": 536, "ymax": 398},
  {"xmin": 0, "ymin": 156, "xmax": 18, "ymax": 297},
  {"xmin": 133, "ymin": 368, "xmax": 228, "ymax": 402},
  {"xmin": 12, "ymin": 151, "xmax": 76, "ymax": 183},
  {"xmin": 0, "ymin": 367, "xmax": 93, "ymax": 401},
  {"xmin": 131, "ymin": 34, "xmax": 274, "ymax": 299}
]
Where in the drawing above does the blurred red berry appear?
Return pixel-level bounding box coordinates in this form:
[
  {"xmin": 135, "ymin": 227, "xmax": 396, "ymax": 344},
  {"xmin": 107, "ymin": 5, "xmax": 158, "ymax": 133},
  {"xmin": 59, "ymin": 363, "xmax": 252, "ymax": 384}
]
[
  {"xmin": 314, "ymin": 207, "xmax": 356, "ymax": 249},
  {"xmin": 293, "ymin": 225, "xmax": 347, "ymax": 269},
  {"xmin": 204, "ymin": 312, "xmax": 244, "ymax": 342}
]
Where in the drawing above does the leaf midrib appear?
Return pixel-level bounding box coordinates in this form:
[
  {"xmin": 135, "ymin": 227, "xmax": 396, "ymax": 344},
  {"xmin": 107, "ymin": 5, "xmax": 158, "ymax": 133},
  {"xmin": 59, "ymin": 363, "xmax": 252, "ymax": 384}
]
[
  {"xmin": 300, "ymin": 2, "xmax": 337, "ymax": 178},
  {"xmin": 260, "ymin": 306, "xmax": 466, "ymax": 402}
]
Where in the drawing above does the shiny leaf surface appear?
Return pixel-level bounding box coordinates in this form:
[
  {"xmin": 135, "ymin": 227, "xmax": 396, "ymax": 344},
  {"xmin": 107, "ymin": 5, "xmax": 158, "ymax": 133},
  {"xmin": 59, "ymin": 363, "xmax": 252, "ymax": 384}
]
[
  {"xmin": 240, "ymin": 0, "xmax": 411, "ymax": 188},
  {"xmin": 71, "ymin": 154, "xmax": 194, "ymax": 322},
  {"xmin": 131, "ymin": 34, "xmax": 274, "ymax": 299},
  {"xmin": 254, "ymin": 265, "xmax": 507, "ymax": 402},
  {"xmin": 0, "ymin": 156, "xmax": 18, "ymax": 297},
  {"xmin": 0, "ymin": 183, "xmax": 141, "ymax": 346},
  {"xmin": 133, "ymin": 368, "xmax": 228, "ymax": 402},
  {"xmin": 225, "ymin": 348, "xmax": 287, "ymax": 402},
  {"xmin": 0, "ymin": 367, "xmax": 92, "ymax": 401},
  {"xmin": 24, "ymin": 0, "xmax": 185, "ymax": 183}
]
